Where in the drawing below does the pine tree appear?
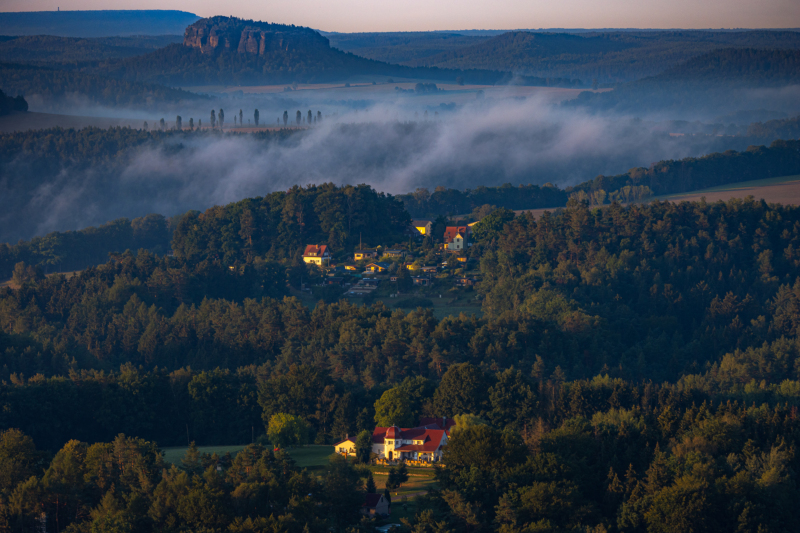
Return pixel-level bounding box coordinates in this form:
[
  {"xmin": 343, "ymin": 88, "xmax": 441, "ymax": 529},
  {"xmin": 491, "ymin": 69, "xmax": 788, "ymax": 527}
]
[{"xmin": 365, "ymin": 472, "xmax": 377, "ymax": 493}]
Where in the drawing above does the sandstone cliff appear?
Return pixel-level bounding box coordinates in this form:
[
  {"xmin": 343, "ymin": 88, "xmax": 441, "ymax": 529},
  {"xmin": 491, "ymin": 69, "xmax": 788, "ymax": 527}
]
[{"xmin": 183, "ymin": 16, "xmax": 330, "ymax": 56}]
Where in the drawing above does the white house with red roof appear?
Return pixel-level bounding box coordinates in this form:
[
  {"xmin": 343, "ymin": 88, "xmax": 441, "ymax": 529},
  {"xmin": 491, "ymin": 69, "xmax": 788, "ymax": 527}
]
[
  {"xmin": 334, "ymin": 417, "xmax": 456, "ymax": 463},
  {"xmin": 302, "ymin": 244, "xmax": 331, "ymax": 266},
  {"xmin": 370, "ymin": 417, "xmax": 455, "ymax": 462}
]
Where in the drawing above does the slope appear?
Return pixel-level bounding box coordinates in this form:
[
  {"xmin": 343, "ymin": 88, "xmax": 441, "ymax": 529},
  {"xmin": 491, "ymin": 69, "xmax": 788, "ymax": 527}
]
[
  {"xmin": 566, "ymin": 48, "xmax": 800, "ymax": 117},
  {"xmin": 392, "ymin": 30, "xmax": 800, "ymax": 83},
  {"xmin": 0, "ymin": 35, "xmax": 184, "ymax": 66}
]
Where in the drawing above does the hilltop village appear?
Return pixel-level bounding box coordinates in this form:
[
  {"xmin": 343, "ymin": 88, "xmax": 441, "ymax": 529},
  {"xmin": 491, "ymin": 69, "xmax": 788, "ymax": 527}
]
[{"xmin": 300, "ymin": 220, "xmax": 482, "ymax": 303}]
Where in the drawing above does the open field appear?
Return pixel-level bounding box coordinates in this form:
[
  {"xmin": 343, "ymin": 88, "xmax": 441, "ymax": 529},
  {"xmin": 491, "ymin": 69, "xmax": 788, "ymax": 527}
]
[
  {"xmin": 657, "ymin": 174, "xmax": 800, "ymax": 205},
  {"xmin": 161, "ymin": 444, "xmax": 335, "ymax": 468},
  {"xmin": 184, "ymin": 81, "xmax": 600, "ymax": 104}
]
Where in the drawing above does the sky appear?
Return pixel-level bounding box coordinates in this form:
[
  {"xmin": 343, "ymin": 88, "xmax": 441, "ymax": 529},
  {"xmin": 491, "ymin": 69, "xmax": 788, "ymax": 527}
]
[{"xmin": 1, "ymin": 0, "xmax": 799, "ymax": 32}]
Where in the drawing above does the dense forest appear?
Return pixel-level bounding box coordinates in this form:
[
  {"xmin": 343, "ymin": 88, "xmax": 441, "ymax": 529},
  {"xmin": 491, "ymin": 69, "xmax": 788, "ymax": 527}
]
[
  {"xmin": 3, "ymin": 198, "xmax": 800, "ymax": 530},
  {"xmin": 0, "ymin": 214, "xmax": 173, "ymax": 279},
  {"xmin": 0, "ymin": 62, "xmax": 205, "ymax": 110},
  {"xmin": 331, "ymin": 29, "xmax": 800, "ymax": 84},
  {"xmin": 0, "ymin": 88, "xmax": 27, "ymax": 115}
]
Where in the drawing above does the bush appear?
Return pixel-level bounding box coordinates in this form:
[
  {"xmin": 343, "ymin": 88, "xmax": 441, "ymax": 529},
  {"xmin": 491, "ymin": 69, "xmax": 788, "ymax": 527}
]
[{"xmin": 394, "ymin": 297, "xmax": 434, "ymax": 308}]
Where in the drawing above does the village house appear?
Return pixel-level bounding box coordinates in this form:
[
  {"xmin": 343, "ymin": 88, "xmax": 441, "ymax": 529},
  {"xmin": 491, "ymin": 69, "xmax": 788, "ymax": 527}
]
[
  {"xmin": 302, "ymin": 244, "xmax": 331, "ymax": 266},
  {"xmin": 413, "ymin": 220, "xmax": 433, "ymax": 236},
  {"xmin": 334, "ymin": 418, "xmax": 455, "ymax": 463},
  {"xmin": 369, "ymin": 421, "xmax": 452, "ymax": 462},
  {"xmin": 444, "ymin": 226, "xmax": 471, "ymax": 251},
  {"xmin": 454, "ymin": 277, "xmax": 475, "ymax": 287},
  {"xmin": 384, "ymin": 249, "xmax": 407, "ymax": 258},
  {"xmin": 354, "ymin": 249, "xmax": 378, "ymax": 261},
  {"xmin": 413, "ymin": 276, "xmax": 432, "ymax": 286},
  {"xmin": 361, "ymin": 493, "xmax": 390, "ymax": 517},
  {"xmin": 366, "ymin": 262, "xmax": 391, "ymax": 273},
  {"xmin": 443, "ymin": 226, "xmax": 471, "ymax": 251},
  {"xmin": 420, "ymin": 266, "xmax": 438, "ymax": 274},
  {"xmin": 335, "ymin": 437, "xmax": 356, "ymax": 455}
]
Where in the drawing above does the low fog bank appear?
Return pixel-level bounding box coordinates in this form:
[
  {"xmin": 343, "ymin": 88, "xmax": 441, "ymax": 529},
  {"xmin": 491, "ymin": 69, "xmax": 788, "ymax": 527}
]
[{"xmin": 3, "ymin": 92, "xmax": 798, "ymax": 243}]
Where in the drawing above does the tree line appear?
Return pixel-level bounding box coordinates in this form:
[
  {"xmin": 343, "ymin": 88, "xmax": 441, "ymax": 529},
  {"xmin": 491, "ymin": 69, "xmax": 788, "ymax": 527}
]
[{"xmin": 0, "ymin": 88, "xmax": 27, "ymax": 115}]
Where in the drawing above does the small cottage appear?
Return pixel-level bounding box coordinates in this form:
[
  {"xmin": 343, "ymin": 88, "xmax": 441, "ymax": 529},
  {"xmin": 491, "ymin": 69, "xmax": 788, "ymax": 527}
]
[{"xmin": 361, "ymin": 493, "xmax": 390, "ymax": 517}]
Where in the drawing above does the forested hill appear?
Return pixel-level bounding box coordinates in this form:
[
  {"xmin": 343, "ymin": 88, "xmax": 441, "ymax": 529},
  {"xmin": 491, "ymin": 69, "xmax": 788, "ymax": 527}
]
[
  {"xmin": 3, "ymin": 197, "xmax": 800, "ymax": 533},
  {"xmin": 99, "ymin": 16, "xmax": 577, "ymax": 86},
  {"xmin": 655, "ymin": 48, "xmax": 800, "ymax": 85},
  {"xmin": 398, "ymin": 139, "xmax": 800, "ymax": 218},
  {"xmin": 568, "ymin": 48, "xmax": 800, "ymax": 115},
  {"xmin": 333, "ymin": 29, "xmax": 800, "ymax": 84}
]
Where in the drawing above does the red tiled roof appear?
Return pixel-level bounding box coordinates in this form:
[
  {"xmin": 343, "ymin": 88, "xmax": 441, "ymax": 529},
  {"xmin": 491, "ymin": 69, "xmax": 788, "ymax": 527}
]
[
  {"xmin": 363, "ymin": 493, "xmax": 384, "ymax": 508},
  {"xmin": 303, "ymin": 244, "xmax": 329, "ymax": 257},
  {"xmin": 372, "ymin": 427, "xmax": 389, "ymax": 443},
  {"xmin": 443, "ymin": 226, "xmax": 470, "ymax": 243},
  {"xmin": 419, "ymin": 417, "xmax": 457, "ymax": 432},
  {"xmin": 394, "ymin": 441, "xmax": 441, "ymax": 453}
]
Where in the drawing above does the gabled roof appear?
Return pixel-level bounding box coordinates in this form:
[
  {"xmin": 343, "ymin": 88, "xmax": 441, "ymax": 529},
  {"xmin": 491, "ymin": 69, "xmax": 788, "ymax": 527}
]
[
  {"xmin": 333, "ymin": 437, "xmax": 356, "ymax": 446},
  {"xmin": 367, "ymin": 262, "xmax": 391, "ymax": 269},
  {"xmin": 444, "ymin": 226, "xmax": 471, "ymax": 243},
  {"xmin": 364, "ymin": 493, "xmax": 384, "ymax": 508},
  {"xmin": 372, "ymin": 425, "xmax": 447, "ymax": 446},
  {"xmin": 303, "ymin": 244, "xmax": 330, "ymax": 257}
]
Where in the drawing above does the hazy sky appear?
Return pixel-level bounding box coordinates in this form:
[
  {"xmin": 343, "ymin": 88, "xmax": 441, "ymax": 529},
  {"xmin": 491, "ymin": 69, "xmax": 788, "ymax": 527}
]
[{"xmin": 2, "ymin": 0, "xmax": 799, "ymax": 32}]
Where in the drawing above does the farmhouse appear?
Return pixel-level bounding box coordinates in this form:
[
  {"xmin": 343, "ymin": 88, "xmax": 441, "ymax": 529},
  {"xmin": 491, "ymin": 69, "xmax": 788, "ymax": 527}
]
[
  {"xmin": 369, "ymin": 422, "xmax": 451, "ymax": 462},
  {"xmin": 302, "ymin": 244, "xmax": 331, "ymax": 266}
]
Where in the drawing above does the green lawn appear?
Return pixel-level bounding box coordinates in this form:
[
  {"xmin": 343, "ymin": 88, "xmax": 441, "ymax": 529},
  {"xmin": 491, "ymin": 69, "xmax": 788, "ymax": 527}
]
[
  {"xmin": 290, "ymin": 445, "xmax": 336, "ymax": 469},
  {"xmin": 160, "ymin": 444, "xmax": 335, "ymax": 469}
]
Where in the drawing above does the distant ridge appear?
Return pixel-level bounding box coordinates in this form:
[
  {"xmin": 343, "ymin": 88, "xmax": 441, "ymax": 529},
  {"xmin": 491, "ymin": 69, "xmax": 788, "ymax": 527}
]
[
  {"xmin": 0, "ymin": 10, "xmax": 200, "ymax": 37},
  {"xmin": 104, "ymin": 16, "xmax": 583, "ymax": 87}
]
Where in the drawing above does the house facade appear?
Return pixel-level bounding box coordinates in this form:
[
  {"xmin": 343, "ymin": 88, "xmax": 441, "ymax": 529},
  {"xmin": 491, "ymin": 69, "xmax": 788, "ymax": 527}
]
[
  {"xmin": 366, "ymin": 262, "xmax": 390, "ymax": 273},
  {"xmin": 413, "ymin": 220, "xmax": 433, "ymax": 236},
  {"xmin": 303, "ymin": 244, "xmax": 331, "ymax": 266},
  {"xmin": 444, "ymin": 226, "xmax": 471, "ymax": 251},
  {"xmin": 370, "ymin": 423, "xmax": 450, "ymax": 462},
  {"xmin": 361, "ymin": 493, "xmax": 390, "ymax": 517},
  {"xmin": 354, "ymin": 250, "xmax": 378, "ymax": 261}
]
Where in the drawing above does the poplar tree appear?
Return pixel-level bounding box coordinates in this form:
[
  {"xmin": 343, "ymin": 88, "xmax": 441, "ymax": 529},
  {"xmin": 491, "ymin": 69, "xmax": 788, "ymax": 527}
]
[{"xmin": 254, "ymin": 109, "xmax": 259, "ymax": 126}]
